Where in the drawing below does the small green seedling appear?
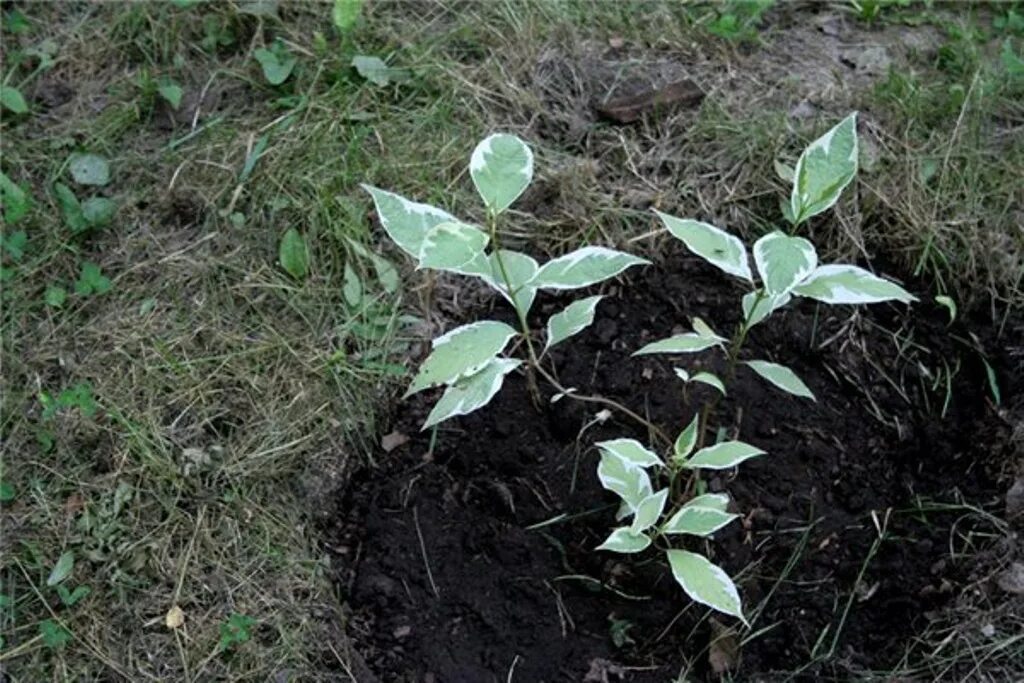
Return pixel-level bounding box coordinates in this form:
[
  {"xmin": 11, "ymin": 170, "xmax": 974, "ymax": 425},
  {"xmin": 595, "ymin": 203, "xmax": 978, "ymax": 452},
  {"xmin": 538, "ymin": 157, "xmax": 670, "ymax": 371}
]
[
  {"xmin": 595, "ymin": 113, "xmax": 916, "ymax": 624},
  {"xmin": 279, "ymin": 228, "xmax": 309, "ymax": 279},
  {"xmin": 75, "ymin": 262, "xmax": 112, "ymax": 296},
  {"xmin": 217, "ymin": 612, "xmax": 256, "ymax": 652},
  {"xmin": 0, "ymin": 84, "xmax": 28, "ymax": 114},
  {"xmin": 364, "ymin": 134, "xmax": 649, "ymax": 429},
  {"xmin": 254, "ymin": 40, "xmax": 296, "ymax": 86}
]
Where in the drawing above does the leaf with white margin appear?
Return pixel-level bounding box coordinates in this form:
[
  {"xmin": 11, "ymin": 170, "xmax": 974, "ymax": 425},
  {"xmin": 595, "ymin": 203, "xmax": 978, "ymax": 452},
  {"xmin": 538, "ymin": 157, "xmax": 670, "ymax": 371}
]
[
  {"xmin": 615, "ymin": 500, "xmax": 632, "ymax": 522},
  {"xmin": 422, "ymin": 357, "xmax": 521, "ymax": 429},
  {"xmin": 532, "ymin": 246, "xmax": 649, "ymax": 290},
  {"xmin": 753, "ymin": 231, "xmax": 818, "ymax": 296},
  {"xmin": 742, "ymin": 290, "xmax": 792, "ymax": 328},
  {"xmin": 674, "ymin": 368, "xmax": 690, "ymax": 382},
  {"xmin": 545, "ymin": 295, "xmax": 603, "ymax": 352},
  {"xmin": 744, "ymin": 360, "xmax": 815, "ymax": 400},
  {"xmin": 633, "ymin": 334, "xmax": 720, "ymax": 356},
  {"xmin": 685, "ymin": 493, "xmax": 730, "ymax": 512},
  {"xmin": 790, "ymin": 113, "xmax": 858, "ymax": 223},
  {"xmin": 662, "ymin": 502, "xmax": 738, "ymax": 537},
  {"xmin": 692, "ymin": 317, "xmax": 726, "ymax": 343},
  {"xmin": 361, "ymin": 184, "xmax": 457, "ymax": 259},
  {"xmin": 406, "ymin": 321, "xmax": 518, "ymax": 396},
  {"xmin": 691, "ymin": 372, "xmax": 725, "ymax": 395},
  {"xmin": 418, "ymin": 222, "xmax": 490, "ymax": 275},
  {"xmin": 597, "ymin": 452, "xmax": 653, "ymax": 511},
  {"xmin": 655, "ymin": 211, "xmax": 752, "ymax": 282},
  {"xmin": 597, "ymin": 439, "xmax": 663, "ymax": 468},
  {"xmin": 631, "ymin": 489, "xmax": 669, "ymax": 534},
  {"xmin": 479, "ymin": 249, "xmax": 539, "ymax": 315},
  {"xmin": 597, "ymin": 527, "xmax": 651, "ymax": 554},
  {"xmin": 673, "ymin": 414, "xmax": 700, "ymax": 463},
  {"xmin": 684, "ymin": 441, "xmax": 765, "ymax": 469},
  {"xmin": 792, "ymin": 265, "xmax": 916, "ymax": 304},
  {"xmin": 470, "ymin": 133, "xmax": 533, "ymax": 214},
  {"xmin": 667, "ymin": 549, "xmax": 747, "ymax": 624}
]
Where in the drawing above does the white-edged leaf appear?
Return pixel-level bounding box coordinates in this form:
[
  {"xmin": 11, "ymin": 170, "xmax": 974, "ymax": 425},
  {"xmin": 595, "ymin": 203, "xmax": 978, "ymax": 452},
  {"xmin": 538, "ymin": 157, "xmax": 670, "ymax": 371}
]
[
  {"xmin": 742, "ymin": 290, "xmax": 791, "ymax": 328},
  {"xmin": 792, "ymin": 264, "xmax": 916, "ymax": 304},
  {"xmin": 597, "ymin": 439, "xmax": 663, "ymax": 468},
  {"xmin": 615, "ymin": 500, "xmax": 632, "ymax": 522},
  {"xmin": 692, "ymin": 317, "xmax": 726, "ymax": 342},
  {"xmin": 361, "ymin": 184, "xmax": 458, "ymax": 259},
  {"xmin": 674, "ymin": 368, "xmax": 690, "ymax": 382},
  {"xmin": 935, "ymin": 295, "xmax": 957, "ymax": 323},
  {"xmin": 597, "ymin": 527, "xmax": 651, "ymax": 554},
  {"xmin": 532, "ymin": 246, "xmax": 649, "ymax": 290},
  {"xmin": 422, "ymin": 357, "xmax": 521, "ymax": 429},
  {"xmin": 790, "ymin": 113, "xmax": 858, "ymax": 223},
  {"xmin": 663, "ymin": 505, "xmax": 738, "ymax": 537},
  {"xmin": 631, "ymin": 489, "xmax": 669, "ymax": 533},
  {"xmin": 418, "ymin": 221, "xmax": 490, "ymax": 275},
  {"xmin": 469, "ymin": 133, "xmax": 533, "ymax": 214},
  {"xmin": 685, "ymin": 493, "xmax": 730, "ymax": 512},
  {"xmin": 691, "ymin": 372, "xmax": 725, "ymax": 395},
  {"xmin": 655, "ymin": 211, "xmax": 751, "ymax": 282},
  {"xmin": 406, "ymin": 321, "xmax": 518, "ymax": 396},
  {"xmin": 597, "ymin": 452, "xmax": 653, "ymax": 511},
  {"xmin": 633, "ymin": 334, "xmax": 720, "ymax": 356},
  {"xmin": 744, "ymin": 360, "xmax": 815, "ymax": 400},
  {"xmin": 684, "ymin": 441, "xmax": 764, "ymax": 469},
  {"xmin": 480, "ymin": 249, "xmax": 539, "ymax": 315},
  {"xmin": 673, "ymin": 414, "xmax": 700, "ymax": 462},
  {"xmin": 545, "ymin": 295, "xmax": 603, "ymax": 352},
  {"xmin": 753, "ymin": 231, "xmax": 817, "ymax": 296},
  {"xmin": 667, "ymin": 549, "xmax": 746, "ymax": 623}
]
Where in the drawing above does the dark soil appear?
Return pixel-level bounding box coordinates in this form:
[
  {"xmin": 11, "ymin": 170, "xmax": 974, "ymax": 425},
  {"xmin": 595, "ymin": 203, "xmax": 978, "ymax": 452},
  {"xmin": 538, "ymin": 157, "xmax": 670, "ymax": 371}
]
[{"xmin": 327, "ymin": 251, "xmax": 1020, "ymax": 682}]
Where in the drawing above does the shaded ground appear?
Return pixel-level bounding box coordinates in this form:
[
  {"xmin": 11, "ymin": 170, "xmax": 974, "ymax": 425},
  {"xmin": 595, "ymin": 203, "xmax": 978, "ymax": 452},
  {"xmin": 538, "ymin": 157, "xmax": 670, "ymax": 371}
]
[{"xmin": 332, "ymin": 250, "xmax": 1022, "ymax": 681}]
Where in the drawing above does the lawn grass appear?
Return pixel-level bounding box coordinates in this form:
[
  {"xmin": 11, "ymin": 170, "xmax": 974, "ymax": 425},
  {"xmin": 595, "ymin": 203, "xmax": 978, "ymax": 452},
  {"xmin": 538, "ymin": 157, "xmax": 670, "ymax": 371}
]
[{"xmin": 2, "ymin": 1, "xmax": 1021, "ymax": 680}]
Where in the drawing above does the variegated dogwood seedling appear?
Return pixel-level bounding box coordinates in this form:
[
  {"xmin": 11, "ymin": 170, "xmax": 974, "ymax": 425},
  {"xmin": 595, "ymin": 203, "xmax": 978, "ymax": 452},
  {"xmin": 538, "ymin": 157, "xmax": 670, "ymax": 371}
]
[
  {"xmin": 595, "ymin": 113, "xmax": 917, "ymax": 624},
  {"xmin": 363, "ymin": 134, "xmax": 649, "ymax": 429}
]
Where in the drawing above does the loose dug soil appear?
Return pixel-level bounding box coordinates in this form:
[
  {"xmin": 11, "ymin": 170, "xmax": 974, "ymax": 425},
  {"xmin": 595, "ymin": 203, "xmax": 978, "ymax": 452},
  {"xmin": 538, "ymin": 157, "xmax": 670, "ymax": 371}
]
[{"xmin": 327, "ymin": 250, "xmax": 1020, "ymax": 682}]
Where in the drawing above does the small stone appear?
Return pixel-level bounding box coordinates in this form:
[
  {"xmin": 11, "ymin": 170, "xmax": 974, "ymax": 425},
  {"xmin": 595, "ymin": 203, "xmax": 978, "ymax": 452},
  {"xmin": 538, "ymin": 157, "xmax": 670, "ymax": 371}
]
[{"xmin": 996, "ymin": 562, "xmax": 1024, "ymax": 594}]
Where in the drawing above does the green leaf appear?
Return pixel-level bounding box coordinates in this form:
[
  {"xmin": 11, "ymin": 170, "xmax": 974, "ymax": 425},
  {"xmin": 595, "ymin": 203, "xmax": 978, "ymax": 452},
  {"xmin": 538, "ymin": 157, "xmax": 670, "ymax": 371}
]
[
  {"xmin": 480, "ymin": 249, "xmax": 539, "ymax": 316},
  {"xmin": 333, "ymin": 0, "xmax": 364, "ymax": 31},
  {"xmin": 655, "ymin": 211, "xmax": 751, "ymax": 281},
  {"xmin": 342, "ymin": 262, "xmax": 363, "ymax": 307},
  {"xmin": 1002, "ymin": 39, "xmax": 1024, "ymax": 76},
  {"xmin": 0, "ymin": 85, "xmax": 28, "ymax": 114},
  {"xmin": 673, "ymin": 414, "xmax": 700, "ymax": 463},
  {"xmin": 54, "ymin": 182, "xmax": 88, "ymax": 233},
  {"xmin": 417, "ymin": 222, "xmax": 489, "ymax": 275},
  {"xmin": 633, "ymin": 333, "xmax": 720, "ymax": 356},
  {"xmin": 663, "ymin": 505, "xmax": 737, "ymax": 537},
  {"xmin": 597, "ymin": 451, "xmax": 653, "ymax": 512},
  {"xmin": 596, "ymin": 527, "xmax": 651, "ymax": 554},
  {"xmin": 361, "ymin": 184, "xmax": 457, "ymax": 260},
  {"xmin": 0, "ymin": 480, "xmax": 14, "ymax": 502},
  {"xmin": 630, "ymin": 489, "xmax": 669, "ymax": 533},
  {"xmin": 667, "ymin": 549, "xmax": 746, "ymax": 623},
  {"xmin": 753, "ymin": 231, "xmax": 818, "ymax": 296},
  {"xmin": 351, "ymin": 55, "xmax": 408, "ymax": 86},
  {"xmin": 790, "ymin": 113, "xmax": 858, "ymax": 223},
  {"xmin": 691, "ymin": 372, "xmax": 725, "ymax": 395},
  {"xmin": 691, "ymin": 317, "xmax": 725, "ymax": 342},
  {"xmin": 792, "ymin": 264, "xmax": 915, "ymax": 304},
  {"xmin": 74, "ymin": 262, "xmax": 112, "ymax": 295},
  {"xmin": 57, "ymin": 584, "xmax": 91, "ymax": 607},
  {"xmin": 741, "ymin": 290, "xmax": 791, "ymax": 328},
  {"xmin": 369, "ymin": 253, "xmax": 399, "ymax": 294},
  {"xmin": 684, "ymin": 441, "xmax": 765, "ymax": 469},
  {"xmin": 422, "ymin": 357, "xmax": 521, "ymax": 429},
  {"xmin": 47, "ymin": 551, "xmax": 75, "ymax": 586},
  {"xmin": 744, "ymin": 360, "xmax": 815, "ymax": 400},
  {"xmin": 40, "ymin": 619, "xmax": 72, "ymax": 649},
  {"xmin": 406, "ymin": 320, "xmax": 518, "ymax": 396},
  {"xmin": 532, "ymin": 246, "xmax": 649, "ymax": 290},
  {"xmin": 469, "ymin": 133, "xmax": 533, "ymax": 214},
  {"xmin": 69, "ymin": 153, "xmax": 111, "ymax": 187},
  {"xmin": 254, "ymin": 44, "xmax": 296, "ymax": 86},
  {"xmin": 278, "ymin": 228, "xmax": 309, "ymax": 279},
  {"xmin": 935, "ymin": 295, "xmax": 957, "ymax": 324},
  {"xmin": 596, "ymin": 439, "xmax": 663, "ymax": 468},
  {"xmin": 1, "ymin": 230, "xmax": 27, "ymax": 261},
  {"xmin": 0, "ymin": 171, "xmax": 31, "ymax": 223},
  {"xmin": 984, "ymin": 359, "xmax": 1001, "ymax": 406},
  {"xmin": 45, "ymin": 286, "xmax": 67, "ymax": 308},
  {"xmin": 81, "ymin": 197, "xmax": 116, "ymax": 227},
  {"xmin": 685, "ymin": 492, "xmax": 730, "ymax": 512},
  {"xmin": 158, "ymin": 82, "xmax": 184, "ymax": 110},
  {"xmin": 218, "ymin": 613, "xmax": 256, "ymax": 652},
  {"xmin": 545, "ymin": 295, "xmax": 603, "ymax": 352}
]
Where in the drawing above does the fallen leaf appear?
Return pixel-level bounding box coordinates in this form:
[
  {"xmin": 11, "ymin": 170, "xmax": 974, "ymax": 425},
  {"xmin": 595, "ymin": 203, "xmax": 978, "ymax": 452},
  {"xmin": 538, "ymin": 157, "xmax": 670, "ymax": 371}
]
[
  {"xmin": 381, "ymin": 431, "xmax": 409, "ymax": 453},
  {"xmin": 708, "ymin": 617, "xmax": 739, "ymax": 674},
  {"xmin": 597, "ymin": 79, "xmax": 705, "ymax": 124},
  {"xmin": 166, "ymin": 605, "xmax": 185, "ymax": 629}
]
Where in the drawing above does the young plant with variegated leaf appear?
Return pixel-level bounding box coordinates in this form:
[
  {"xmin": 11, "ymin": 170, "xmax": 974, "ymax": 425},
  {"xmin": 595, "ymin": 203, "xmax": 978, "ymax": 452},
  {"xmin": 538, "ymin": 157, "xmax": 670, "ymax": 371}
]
[
  {"xmin": 363, "ymin": 134, "xmax": 649, "ymax": 429},
  {"xmin": 595, "ymin": 113, "xmax": 916, "ymax": 624}
]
